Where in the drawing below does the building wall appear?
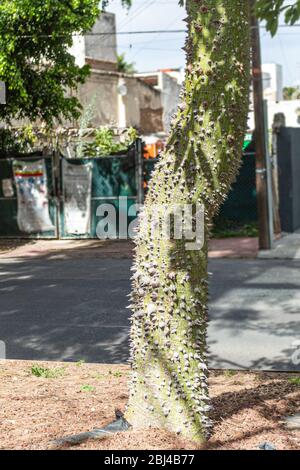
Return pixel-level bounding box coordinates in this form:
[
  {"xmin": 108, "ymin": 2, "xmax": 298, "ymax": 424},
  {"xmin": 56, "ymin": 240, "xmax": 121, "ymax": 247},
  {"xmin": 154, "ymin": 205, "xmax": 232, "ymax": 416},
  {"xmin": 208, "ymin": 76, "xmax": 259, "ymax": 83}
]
[
  {"xmin": 262, "ymin": 63, "xmax": 283, "ymax": 102},
  {"xmin": 9, "ymin": 11, "xmax": 169, "ymax": 135},
  {"xmin": 123, "ymin": 76, "xmax": 163, "ymax": 132},
  {"xmin": 160, "ymin": 72, "xmax": 181, "ymax": 133},
  {"xmin": 77, "ymin": 70, "xmax": 164, "ymax": 134},
  {"xmin": 267, "ymin": 100, "xmax": 300, "ymax": 127},
  {"xmin": 78, "ymin": 71, "xmax": 119, "ymax": 127},
  {"xmin": 85, "ymin": 13, "xmax": 117, "ymax": 65},
  {"xmin": 70, "ymin": 12, "xmax": 117, "ymax": 71},
  {"xmin": 162, "ymin": 68, "xmax": 185, "ymax": 85},
  {"xmin": 68, "ymin": 12, "xmax": 164, "ymax": 134},
  {"xmin": 248, "ymin": 99, "xmax": 300, "ymax": 130},
  {"xmin": 136, "ymin": 70, "xmax": 181, "ymax": 133},
  {"xmin": 69, "ymin": 35, "xmax": 86, "ymax": 68}
]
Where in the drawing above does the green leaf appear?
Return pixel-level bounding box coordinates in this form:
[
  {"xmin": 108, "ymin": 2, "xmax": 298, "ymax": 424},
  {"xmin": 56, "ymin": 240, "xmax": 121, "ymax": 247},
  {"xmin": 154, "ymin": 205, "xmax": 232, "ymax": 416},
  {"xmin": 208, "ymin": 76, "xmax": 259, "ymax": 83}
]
[
  {"xmin": 256, "ymin": 0, "xmax": 300, "ymax": 37},
  {"xmin": 0, "ymin": 1, "xmax": 130, "ymax": 125}
]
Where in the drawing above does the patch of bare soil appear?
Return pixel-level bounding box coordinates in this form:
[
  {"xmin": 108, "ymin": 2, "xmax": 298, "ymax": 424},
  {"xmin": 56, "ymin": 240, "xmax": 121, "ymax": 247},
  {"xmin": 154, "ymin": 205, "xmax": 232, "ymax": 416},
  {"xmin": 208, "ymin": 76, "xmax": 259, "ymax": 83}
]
[{"xmin": 0, "ymin": 361, "xmax": 299, "ymax": 450}]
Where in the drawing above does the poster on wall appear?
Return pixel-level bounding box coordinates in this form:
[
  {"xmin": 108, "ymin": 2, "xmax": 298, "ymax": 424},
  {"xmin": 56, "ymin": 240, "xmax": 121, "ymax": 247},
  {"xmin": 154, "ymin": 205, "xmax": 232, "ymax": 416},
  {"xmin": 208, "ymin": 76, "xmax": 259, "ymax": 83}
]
[
  {"xmin": 13, "ymin": 160, "xmax": 55, "ymax": 233},
  {"xmin": 62, "ymin": 160, "xmax": 92, "ymax": 235}
]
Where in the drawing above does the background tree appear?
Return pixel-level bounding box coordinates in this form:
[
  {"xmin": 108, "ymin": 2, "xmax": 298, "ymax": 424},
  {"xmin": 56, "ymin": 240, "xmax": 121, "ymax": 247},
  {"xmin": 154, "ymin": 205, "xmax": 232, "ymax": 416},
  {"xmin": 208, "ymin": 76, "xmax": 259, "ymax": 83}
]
[
  {"xmin": 283, "ymin": 87, "xmax": 300, "ymax": 100},
  {"xmin": 256, "ymin": 0, "xmax": 300, "ymax": 36},
  {"xmin": 0, "ymin": 0, "xmax": 132, "ymax": 125},
  {"xmin": 117, "ymin": 53, "xmax": 136, "ymax": 74}
]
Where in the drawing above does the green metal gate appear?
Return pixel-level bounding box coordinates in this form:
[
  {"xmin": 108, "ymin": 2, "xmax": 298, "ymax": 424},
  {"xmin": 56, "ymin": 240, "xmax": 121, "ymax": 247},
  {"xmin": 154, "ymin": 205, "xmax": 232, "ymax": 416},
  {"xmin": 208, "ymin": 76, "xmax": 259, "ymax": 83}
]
[
  {"xmin": 59, "ymin": 147, "xmax": 142, "ymax": 239},
  {"xmin": 0, "ymin": 140, "xmax": 144, "ymax": 239}
]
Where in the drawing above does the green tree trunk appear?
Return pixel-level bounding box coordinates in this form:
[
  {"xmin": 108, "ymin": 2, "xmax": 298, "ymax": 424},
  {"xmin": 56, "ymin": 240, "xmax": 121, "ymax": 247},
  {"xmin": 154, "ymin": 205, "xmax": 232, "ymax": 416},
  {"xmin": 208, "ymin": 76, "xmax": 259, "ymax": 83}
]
[{"xmin": 125, "ymin": 0, "xmax": 251, "ymax": 443}]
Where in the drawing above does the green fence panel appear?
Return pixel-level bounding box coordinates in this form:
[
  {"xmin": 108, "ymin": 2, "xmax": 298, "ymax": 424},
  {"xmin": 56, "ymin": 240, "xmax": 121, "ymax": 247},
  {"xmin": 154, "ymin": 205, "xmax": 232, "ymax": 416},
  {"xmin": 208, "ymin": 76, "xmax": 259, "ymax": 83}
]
[
  {"xmin": 216, "ymin": 151, "xmax": 258, "ymax": 225},
  {"xmin": 143, "ymin": 154, "xmax": 257, "ymax": 227},
  {"xmin": 91, "ymin": 197, "xmax": 138, "ymax": 239},
  {"xmin": 92, "ymin": 154, "xmax": 137, "ymax": 198},
  {"xmin": 59, "ymin": 153, "xmax": 139, "ymax": 239}
]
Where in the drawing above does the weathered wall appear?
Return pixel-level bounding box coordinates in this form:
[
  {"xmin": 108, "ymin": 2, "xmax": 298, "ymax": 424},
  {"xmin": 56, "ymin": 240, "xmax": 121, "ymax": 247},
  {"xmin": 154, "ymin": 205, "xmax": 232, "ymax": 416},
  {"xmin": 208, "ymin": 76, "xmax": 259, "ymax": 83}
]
[
  {"xmin": 70, "ymin": 12, "xmax": 117, "ymax": 71},
  {"xmin": 85, "ymin": 12, "xmax": 117, "ymax": 69},
  {"xmin": 160, "ymin": 73, "xmax": 181, "ymax": 133},
  {"xmin": 77, "ymin": 70, "xmax": 164, "ymax": 134},
  {"xmin": 123, "ymin": 76, "xmax": 163, "ymax": 133},
  {"xmin": 10, "ymin": 12, "xmax": 164, "ymax": 134},
  {"xmin": 78, "ymin": 71, "xmax": 119, "ymax": 127},
  {"xmin": 136, "ymin": 71, "xmax": 181, "ymax": 133}
]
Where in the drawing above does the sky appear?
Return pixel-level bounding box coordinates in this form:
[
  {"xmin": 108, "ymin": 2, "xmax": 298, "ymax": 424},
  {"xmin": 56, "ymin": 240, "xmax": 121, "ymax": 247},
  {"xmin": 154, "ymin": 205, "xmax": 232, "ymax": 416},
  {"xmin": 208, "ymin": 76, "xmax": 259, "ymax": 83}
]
[{"xmin": 107, "ymin": 0, "xmax": 300, "ymax": 87}]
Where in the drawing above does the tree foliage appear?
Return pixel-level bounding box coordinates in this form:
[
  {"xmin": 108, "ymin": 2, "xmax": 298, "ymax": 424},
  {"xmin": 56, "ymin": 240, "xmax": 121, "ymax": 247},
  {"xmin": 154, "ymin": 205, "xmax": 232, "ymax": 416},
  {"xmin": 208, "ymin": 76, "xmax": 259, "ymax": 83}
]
[
  {"xmin": 117, "ymin": 53, "xmax": 136, "ymax": 74},
  {"xmin": 283, "ymin": 86, "xmax": 300, "ymax": 100},
  {"xmin": 0, "ymin": 0, "xmax": 102, "ymax": 124},
  {"xmin": 101, "ymin": 0, "xmax": 132, "ymax": 8},
  {"xmin": 0, "ymin": 0, "xmax": 132, "ymax": 125},
  {"xmin": 256, "ymin": 0, "xmax": 300, "ymax": 36}
]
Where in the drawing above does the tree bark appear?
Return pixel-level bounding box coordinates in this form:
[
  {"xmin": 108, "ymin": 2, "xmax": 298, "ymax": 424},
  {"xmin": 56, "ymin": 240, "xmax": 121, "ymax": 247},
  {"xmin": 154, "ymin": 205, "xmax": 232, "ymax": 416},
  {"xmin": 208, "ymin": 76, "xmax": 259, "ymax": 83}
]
[{"xmin": 125, "ymin": 0, "xmax": 251, "ymax": 443}]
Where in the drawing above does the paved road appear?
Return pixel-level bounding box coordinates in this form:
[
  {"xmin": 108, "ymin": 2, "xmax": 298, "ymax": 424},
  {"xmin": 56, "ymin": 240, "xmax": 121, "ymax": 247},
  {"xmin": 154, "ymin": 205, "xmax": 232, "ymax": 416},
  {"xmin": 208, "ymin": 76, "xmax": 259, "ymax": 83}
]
[{"xmin": 0, "ymin": 257, "xmax": 299, "ymax": 371}]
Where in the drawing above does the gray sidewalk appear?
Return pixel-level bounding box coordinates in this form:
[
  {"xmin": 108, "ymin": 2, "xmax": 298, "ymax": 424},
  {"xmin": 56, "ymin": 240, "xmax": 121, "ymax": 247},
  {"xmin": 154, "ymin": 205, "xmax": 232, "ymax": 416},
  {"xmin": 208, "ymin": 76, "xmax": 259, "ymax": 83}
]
[{"xmin": 259, "ymin": 230, "xmax": 300, "ymax": 259}]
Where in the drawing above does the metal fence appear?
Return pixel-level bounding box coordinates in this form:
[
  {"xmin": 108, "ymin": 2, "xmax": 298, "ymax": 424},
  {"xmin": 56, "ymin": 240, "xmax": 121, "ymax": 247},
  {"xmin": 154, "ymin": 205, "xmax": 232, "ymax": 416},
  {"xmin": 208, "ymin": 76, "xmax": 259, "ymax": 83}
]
[
  {"xmin": 0, "ymin": 140, "xmax": 144, "ymax": 239},
  {"xmin": 0, "ymin": 143, "xmax": 257, "ymax": 239},
  {"xmin": 143, "ymin": 151, "xmax": 258, "ymax": 233}
]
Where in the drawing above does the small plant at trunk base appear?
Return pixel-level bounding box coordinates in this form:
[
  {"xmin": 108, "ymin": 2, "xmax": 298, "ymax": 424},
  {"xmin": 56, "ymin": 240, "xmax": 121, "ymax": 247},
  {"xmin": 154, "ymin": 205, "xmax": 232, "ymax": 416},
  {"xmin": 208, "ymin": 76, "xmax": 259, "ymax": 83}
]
[
  {"xmin": 125, "ymin": 0, "xmax": 251, "ymax": 443},
  {"xmin": 109, "ymin": 370, "xmax": 123, "ymax": 378},
  {"xmin": 224, "ymin": 370, "xmax": 238, "ymax": 378},
  {"xmin": 289, "ymin": 377, "xmax": 300, "ymax": 387},
  {"xmin": 76, "ymin": 360, "xmax": 86, "ymax": 367},
  {"xmin": 81, "ymin": 385, "xmax": 96, "ymax": 393},
  {"xmin": 30, "ymin": 365, "xmax": 65, "ymax": 379}
]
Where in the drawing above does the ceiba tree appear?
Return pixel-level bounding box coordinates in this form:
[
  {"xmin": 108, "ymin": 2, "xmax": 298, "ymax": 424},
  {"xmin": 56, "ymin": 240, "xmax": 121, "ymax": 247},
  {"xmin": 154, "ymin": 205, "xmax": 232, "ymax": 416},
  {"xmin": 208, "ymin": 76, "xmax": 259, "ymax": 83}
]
[
  {"xmin": 6, "ymin": 0, "xmax": 298, "ymax": 445},
  {"xmin": 125, "ymin": 0, "xmax": 250, "ymax": 443},
  {"xmin": 120, "ymin": 0, "xmax": 300, "ymax": 443}
]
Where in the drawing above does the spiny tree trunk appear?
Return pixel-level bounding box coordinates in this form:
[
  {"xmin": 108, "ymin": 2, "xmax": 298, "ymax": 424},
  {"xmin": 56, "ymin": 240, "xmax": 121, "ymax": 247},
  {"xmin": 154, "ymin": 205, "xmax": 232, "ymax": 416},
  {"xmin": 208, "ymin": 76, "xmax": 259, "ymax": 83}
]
[{"xmin": 125, "ymin": 0, "xmax": 251, "ymax": 443}]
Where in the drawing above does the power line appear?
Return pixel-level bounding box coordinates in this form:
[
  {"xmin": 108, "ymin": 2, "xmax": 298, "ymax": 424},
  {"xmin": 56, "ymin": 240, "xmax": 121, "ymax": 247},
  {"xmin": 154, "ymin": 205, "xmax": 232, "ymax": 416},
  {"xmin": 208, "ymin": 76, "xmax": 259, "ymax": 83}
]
[
  {"xmin": 130, "ymin": 12, "xmax": 184, "ymax": 59},
  {"xmin": 16, "ymin": 23, "xmax": 300, "ymax": 38},
  {"xmin": 19, "ymin": 30, "xmax": 186, "ymax": 38},
  {"xmin": 118, "ymin": 0, "xmax": 157, "ymax": 31}
]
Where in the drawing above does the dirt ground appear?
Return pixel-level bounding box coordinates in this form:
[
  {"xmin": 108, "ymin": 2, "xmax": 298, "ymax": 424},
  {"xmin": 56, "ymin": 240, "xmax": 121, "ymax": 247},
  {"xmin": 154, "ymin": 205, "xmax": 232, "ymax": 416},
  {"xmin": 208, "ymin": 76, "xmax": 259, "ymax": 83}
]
[{"xmin": 0, "ymin": 361, "xmax": 299, "ymax": 451}]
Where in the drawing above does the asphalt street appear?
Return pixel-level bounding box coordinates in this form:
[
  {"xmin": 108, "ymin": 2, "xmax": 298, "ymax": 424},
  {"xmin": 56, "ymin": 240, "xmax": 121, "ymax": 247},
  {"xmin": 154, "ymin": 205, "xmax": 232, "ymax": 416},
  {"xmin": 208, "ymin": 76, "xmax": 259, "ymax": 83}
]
[{"xmin": 0, "ymin": 256, "xmax": 299, "ymax": 371}]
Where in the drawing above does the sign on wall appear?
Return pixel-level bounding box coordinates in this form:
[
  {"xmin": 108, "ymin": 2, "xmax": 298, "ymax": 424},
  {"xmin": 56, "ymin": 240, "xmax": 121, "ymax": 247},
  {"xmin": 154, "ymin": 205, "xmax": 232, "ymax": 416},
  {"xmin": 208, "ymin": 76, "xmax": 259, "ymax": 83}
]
[
  {"xmin": 62, "ymin": 160, "xmax": 92, "ymax": 235},
  {"xmin": 13, "ymin": 160, "xmax": 55, "ymax": 233}
]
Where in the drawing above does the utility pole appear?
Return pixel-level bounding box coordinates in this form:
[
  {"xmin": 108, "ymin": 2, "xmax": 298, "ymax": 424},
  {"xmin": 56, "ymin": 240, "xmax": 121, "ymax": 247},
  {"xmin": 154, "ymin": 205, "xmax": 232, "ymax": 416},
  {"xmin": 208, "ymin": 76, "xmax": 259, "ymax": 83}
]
[{"xmin": 250, "ymin": 0, "xmax": 273, "ymax": 250}]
